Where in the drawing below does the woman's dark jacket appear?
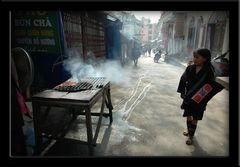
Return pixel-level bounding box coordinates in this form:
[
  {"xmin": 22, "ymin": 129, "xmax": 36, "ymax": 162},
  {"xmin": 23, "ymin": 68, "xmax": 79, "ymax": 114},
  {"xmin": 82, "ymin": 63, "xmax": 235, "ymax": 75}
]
[{"xmin": 177, "ymin": 64, "xmax": 215, "ymax": 111}]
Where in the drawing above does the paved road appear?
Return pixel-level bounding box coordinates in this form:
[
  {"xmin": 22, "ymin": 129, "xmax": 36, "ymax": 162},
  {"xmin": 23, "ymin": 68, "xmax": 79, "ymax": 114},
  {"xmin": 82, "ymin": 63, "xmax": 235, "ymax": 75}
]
[
  {"xmin": 41, "ymin": 55, "xmax": 229, "ymax": 156},
  {"xmin": 96, "ymin": 56, "xmax": 229, "ymax": 156}
]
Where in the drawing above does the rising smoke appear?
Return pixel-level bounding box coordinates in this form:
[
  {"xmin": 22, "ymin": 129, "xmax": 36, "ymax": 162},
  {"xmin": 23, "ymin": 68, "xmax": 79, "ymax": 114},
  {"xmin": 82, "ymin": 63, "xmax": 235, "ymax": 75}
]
[{"xmin": 63, "ymin": 51, "xmax": 130, "ymax": 86}]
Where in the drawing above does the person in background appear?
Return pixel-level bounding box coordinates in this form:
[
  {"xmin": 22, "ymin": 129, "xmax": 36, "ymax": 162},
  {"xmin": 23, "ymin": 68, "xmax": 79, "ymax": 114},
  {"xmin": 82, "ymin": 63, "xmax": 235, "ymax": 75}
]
[
  {"xmin": 132, "ymin": 41, "xmax": 141, "ymax": 66},
  {"xmin": 142, "ymin": 44, "xmax": 148, "ymax": 57},
  {"xmin": 147, "ymin": 44, "xmax": 152, "ymax": 57},
  {"xmin": 177, "ymin": 48, "xmax": 215, "ymax": 145},
  {"xmin": 154, "ymin": 48, "xmax": 162, "ymax": 63}
]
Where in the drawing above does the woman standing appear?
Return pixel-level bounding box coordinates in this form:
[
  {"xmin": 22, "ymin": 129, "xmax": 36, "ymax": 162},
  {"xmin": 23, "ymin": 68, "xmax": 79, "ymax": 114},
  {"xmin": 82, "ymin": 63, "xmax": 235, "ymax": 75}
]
[{"xmin": 177, "ymin": 48, "xmax": 216, "ymax": 145}]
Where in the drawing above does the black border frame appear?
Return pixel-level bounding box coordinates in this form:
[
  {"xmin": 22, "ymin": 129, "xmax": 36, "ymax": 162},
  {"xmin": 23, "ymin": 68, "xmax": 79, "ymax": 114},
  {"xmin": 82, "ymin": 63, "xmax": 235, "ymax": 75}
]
[{"xmin": 2, "ymin": 1, "xmax": 239, "ymax": 167}]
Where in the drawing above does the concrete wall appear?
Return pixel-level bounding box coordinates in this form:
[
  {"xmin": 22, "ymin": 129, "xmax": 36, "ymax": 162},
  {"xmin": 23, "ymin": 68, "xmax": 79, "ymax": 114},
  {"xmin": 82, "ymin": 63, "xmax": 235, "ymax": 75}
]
[
  {"xmin": 222, "ymin": 18, "xmax": 229, "ymax": 57},
  {"xmin": 184, "ymin": 11, "xmax": 212, "ymax": 52},
  {"xmin": 141, "ymin": 18, "xmax": 158, "ymax": 43},
  {"xmin": 160, "ymin": 11, "xmax": 229, "ymax": 61},
  {"xmin": 184, "ymin": 11, "xmax": 228, "ymax": 57},
  {"xmin": 141, "ymin": 24, "xmax": 149, "ymax": 43}
]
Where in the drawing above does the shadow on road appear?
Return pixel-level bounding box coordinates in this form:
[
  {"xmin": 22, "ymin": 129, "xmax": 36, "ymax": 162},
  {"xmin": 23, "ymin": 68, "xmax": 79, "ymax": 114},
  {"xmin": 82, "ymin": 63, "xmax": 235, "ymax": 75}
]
[
  {"xmin": 191, "ymin": 138, "xmax": 210, "ymax": 156},
  {"xmin": 94, "ymin": 125, "xmax": 112, "ymax": 155}
]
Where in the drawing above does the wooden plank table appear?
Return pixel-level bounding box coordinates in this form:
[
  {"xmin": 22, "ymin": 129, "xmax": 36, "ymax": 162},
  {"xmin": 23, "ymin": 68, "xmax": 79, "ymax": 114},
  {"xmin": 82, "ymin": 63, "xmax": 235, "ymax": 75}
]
[{"xmin": 32, "ymin": 78, "xmax": 113, "ymax": 156}]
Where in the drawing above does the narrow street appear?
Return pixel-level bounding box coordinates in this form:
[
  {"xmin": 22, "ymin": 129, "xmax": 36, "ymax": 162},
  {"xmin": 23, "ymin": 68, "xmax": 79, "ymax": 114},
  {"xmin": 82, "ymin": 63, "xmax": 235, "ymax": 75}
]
[
  {"xmin": 42, "ymin": 54, "xmax": 229, "ymax": 156},
  {"xmin": 8, "ymin": 9, "xmax": 234, "ymax": 162}
]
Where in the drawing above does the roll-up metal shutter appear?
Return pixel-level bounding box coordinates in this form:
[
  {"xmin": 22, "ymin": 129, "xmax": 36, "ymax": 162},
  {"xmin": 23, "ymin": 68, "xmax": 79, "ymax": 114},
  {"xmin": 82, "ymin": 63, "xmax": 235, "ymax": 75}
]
[{"xmin": 82, "ymin": 12, "xmax": 107, "ymax": 59}]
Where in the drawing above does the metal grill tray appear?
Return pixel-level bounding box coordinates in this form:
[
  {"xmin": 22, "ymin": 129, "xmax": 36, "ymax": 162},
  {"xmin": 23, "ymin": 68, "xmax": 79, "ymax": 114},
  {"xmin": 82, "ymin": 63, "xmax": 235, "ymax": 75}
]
[{"xmin": 54, "ymin": 81, "xmax": 93, "ymax": 92}]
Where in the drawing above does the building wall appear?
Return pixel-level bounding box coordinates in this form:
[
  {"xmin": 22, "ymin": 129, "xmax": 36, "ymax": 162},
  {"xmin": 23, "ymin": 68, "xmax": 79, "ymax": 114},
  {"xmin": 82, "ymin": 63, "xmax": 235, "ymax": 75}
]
[
  {"xmin": 141, "ymin": 18, "xmax": 151, "ymax": 43},
  {"xmin": 148, "ymin": 23, "xmax": 158, "ymax": 41},
  {"xmin": 166, "ymin": 11, "xmax": 212, "ymax": 55},
  {"xmin": 184, "ymin": 11, "xmax": 228, "ymax": 57},
  {"xmin": 141, "ymin": 23, "xmax": 158, "ymax": 42},
  {"xmin": 160, "ymin": 11, "xmax": 228, "ymax": 61},
  {"xmin": 119, "ymin": 13, "xmax": 142, "ymax": 41},
  {"xmin": 170, "ymin": 12, "xmax": 186, "ymax": 54},
  {"xmin": 222, "ymin": 18, "xmax": 229, "ymax": 58},
  {"xmin": 141, "ymin": 25, "xmax": 149, "ymax": 42},
  {"xmin": 184, "ymin": 11, "xmax": 212, "ymax": 54}
]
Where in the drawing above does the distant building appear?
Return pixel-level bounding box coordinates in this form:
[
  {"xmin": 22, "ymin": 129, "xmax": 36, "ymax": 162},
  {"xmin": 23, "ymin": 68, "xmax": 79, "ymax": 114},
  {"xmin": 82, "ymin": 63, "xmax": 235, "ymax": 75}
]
[
  {"xmin": 159, "ymin": 11, "xmax": 229, "ymax": 60},
  {"xmin": 140, "ymin": 17, "xmax": 159, "ymax": 44},
  {"xmin": 159, "ymin": 11, "xmax": 186, "ymax": 55},
  {"xmin": 105, "ymin": 11, "xmax": 143, "ymax": 64},
  {"xmin": 141, "ymin": 17, "xmax": 151, "ymax": 43},
  {"xmin": 111, "ymin": 11, "xmax": 142, "ymax": 41},
  {"xmin": 148, "ymin": 23, "xmax": 158, "ymax": 41}
]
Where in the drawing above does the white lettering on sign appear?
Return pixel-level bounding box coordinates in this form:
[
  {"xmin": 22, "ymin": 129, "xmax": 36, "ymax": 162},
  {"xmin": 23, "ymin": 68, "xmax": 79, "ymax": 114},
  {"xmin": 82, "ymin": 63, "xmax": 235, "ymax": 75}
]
[
  {"xmin": 40, "ymin": 38, "xmax": 55, "ymax": 45},
  {"xmin": 15, "ymin": 18, "xmax": 52, "ymax": 27},
  {"xmin": 33, "ymin": 38, "xmax": 40, "ymax": 45},
  {"xmin": 14, "ymin": 19, "xmax": 31, "ymax": 27},
  {"xmin": 24, "ymin": 11, "xmax": 47, "ymax": 16},
  {"xmin": 33, "ymin": 17, "xmax": 52, "ymax": 27},
  {"xmin": 28, "ymin": 47, "xmax": 48, "ymax": 52},
  {"xmin": 16, "ymin": 38, "xmax": 32, "ymax": 44}
]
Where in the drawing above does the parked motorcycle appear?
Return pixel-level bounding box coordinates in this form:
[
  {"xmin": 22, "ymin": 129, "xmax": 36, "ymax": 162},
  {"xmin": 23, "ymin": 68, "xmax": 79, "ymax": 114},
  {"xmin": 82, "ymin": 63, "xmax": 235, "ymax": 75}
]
[{"xmin": 212, "ymin": 50, "xmax": 229, "ymax": 77}]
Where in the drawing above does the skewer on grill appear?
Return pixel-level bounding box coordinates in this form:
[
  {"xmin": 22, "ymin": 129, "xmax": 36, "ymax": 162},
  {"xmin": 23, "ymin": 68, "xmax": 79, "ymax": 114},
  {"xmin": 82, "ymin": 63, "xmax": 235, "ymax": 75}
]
[{"xmin": 53, "ymin": 77, "xmax": 107, "ymax": 92}]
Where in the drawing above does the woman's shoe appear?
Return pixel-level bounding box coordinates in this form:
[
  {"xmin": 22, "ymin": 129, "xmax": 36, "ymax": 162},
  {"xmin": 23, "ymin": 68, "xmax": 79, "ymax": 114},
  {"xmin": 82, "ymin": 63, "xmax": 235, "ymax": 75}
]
[
  {"xmin": 183, "ymin": 131, "xmax": 188, "ymax": 136},
  {"xmin": 186, "ymin": 136, "xmax": 193, "ymax": 145}
]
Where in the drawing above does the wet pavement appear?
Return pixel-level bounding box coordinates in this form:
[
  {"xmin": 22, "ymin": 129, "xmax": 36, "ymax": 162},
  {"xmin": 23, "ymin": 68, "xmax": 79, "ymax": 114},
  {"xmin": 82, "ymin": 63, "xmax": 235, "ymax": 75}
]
[{"xmin": 25, "ymin": 54, "xmax": 229, "ymax": 157}]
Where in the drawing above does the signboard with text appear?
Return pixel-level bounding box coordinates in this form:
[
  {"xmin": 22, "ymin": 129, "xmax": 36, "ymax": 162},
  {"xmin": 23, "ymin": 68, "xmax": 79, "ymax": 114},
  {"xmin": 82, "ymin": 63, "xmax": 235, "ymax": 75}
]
[{"xmin": 12, "ymin": 11, "xmax": 61, "ymax": 54}]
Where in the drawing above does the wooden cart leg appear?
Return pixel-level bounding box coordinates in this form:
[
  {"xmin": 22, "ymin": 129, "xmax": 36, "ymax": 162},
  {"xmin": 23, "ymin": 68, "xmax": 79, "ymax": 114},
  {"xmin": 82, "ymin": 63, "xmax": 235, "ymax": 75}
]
[
  {"xmin": 32, "ymin": 102, "xmax": 43, "ymax": 155},
  {"xmin": 106, "ymin": 88, "xmax": 113, "ymax": 124},
  {"xmin": 93, "ymin": 91, "xmax": 106, "ymax": 145},
  {"xmin": 85, "ymin": 107, "xmax": 93, "ymax": 156}
]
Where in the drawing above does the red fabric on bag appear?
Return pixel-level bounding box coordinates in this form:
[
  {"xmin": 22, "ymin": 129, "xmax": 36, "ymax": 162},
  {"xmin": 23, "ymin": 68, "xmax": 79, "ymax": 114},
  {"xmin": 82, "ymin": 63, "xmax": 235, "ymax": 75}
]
[
  {"xmin": 16, "ymin": 89, "xmax": 30, "ymax": 115},
  {"xmin": 191, "ymin": 84, "xmax": 213, "ymax": 103}
]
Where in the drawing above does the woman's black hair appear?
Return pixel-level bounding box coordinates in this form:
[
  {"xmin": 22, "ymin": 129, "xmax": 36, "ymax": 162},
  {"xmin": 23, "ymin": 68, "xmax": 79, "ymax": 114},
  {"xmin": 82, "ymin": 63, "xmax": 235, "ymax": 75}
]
[{"xmin": 194, "ymin": 48, "xmax": 215, "ymax": 72}]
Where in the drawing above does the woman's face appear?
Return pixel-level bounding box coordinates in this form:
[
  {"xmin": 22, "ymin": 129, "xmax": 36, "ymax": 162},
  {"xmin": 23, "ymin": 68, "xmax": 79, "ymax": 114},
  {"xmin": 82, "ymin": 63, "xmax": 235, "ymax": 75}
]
[{"xmin": 193, "ymin": 53, "xmax": 206, "ymax": 66}]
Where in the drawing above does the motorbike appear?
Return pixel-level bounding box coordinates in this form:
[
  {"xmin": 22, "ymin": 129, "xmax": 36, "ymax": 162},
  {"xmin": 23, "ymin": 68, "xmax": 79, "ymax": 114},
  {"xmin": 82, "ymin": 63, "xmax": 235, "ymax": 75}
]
[{"xmin": 212, "ymin": 50, "xmax": 229, "ymax": 77}]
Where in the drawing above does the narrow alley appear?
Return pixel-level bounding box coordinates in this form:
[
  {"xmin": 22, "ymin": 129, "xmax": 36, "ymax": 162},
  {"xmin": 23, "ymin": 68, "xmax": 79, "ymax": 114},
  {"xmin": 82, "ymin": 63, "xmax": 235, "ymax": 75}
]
[
  {"xmin": 10, "ymin": 10, "xmax": 230, "ymax": 158},
  {"xmin": 34, "ymin": 55, "xmax": 229, "ymax": 156}
]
